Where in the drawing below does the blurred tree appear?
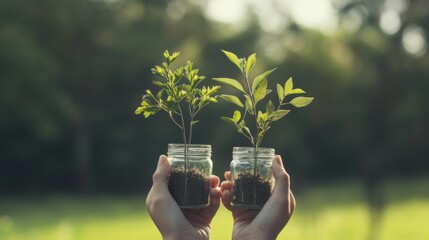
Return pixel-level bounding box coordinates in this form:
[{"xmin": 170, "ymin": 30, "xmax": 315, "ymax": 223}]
[
  {"xmin": 336, "ymin": 0, "xmax": 429, "ymax": 239},
  {"xmin": 0, "ymin": 0, "xmax": 427, "ymax": 197}
]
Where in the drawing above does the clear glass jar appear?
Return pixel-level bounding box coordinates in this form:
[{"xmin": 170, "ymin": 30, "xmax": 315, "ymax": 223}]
[
  {"xmin": 167, "ymin": 144, "xmax": 212, "ymax": 208},
  {"xmin": 230, "ymin": 147, "xmax": 275, "ymax": 209}
]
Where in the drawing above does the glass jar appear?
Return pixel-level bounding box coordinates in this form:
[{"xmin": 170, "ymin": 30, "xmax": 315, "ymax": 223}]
[
  {"xmin": 167, "ymin": 144, "xmax": 212, "ymax": 208},
  {"xmin": 230, "ymin": 147, "xmax": 275, "ymax": 209}
]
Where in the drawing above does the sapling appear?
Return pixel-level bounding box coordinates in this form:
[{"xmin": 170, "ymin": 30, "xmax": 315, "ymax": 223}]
[
  {"xmin": 135, "ymin": 50, "xmax": 220, "ymax": 206},
  {"xmin": 214, "ymin": 50, "xmax": 313, "ymax": 206}
]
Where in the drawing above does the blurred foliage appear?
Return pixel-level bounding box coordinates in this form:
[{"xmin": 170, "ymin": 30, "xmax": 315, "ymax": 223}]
[{"xmin": 0, "ymin": 0, "xmax": 428, "ymax": 194}]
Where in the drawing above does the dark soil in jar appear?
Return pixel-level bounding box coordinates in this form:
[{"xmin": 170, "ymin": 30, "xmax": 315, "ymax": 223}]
[
  {"xmin": 168, "ymin": 168, "xmax": 210, "ymax": 207},
  {"xmin": 232, "ymin": 172, "xmax": 271, "ymax": 206}
]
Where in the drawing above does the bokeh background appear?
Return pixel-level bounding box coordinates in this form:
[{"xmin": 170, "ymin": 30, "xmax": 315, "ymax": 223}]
[{"xmin": 1, "ymin": 0, "xmax": 428, "ymax": 239}]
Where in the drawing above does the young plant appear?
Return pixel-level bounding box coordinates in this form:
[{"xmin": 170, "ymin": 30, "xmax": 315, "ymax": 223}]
[
  {"xmin": 214, "ymin": 50, "xmax": 313, "ymax": 173},
  {"xmin": 135, "ymin": 50, "xmax": 220, "ymax": 164}
]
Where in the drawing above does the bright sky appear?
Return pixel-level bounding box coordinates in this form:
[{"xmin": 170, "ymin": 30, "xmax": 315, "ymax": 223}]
[{"xmin": 205, "ymin": 0, "xmax": 338, "ymax": 33}]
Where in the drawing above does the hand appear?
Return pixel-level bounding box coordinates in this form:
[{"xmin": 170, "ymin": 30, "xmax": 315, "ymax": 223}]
[
  {"xmin": 146, "ymin": 155, "xmax": 221, "ymax": 240},
  {"xmin": 221, "ymin": 155, "xmax": 296, "ymax": 240}
]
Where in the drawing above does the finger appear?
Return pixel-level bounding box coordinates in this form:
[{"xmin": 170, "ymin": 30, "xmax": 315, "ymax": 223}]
[
  {"xmin": 253, "ymin": 155, "xmax": 291, "ymax": 231},
  {"xmin": 290, "ymin": 191, "xmax": 296, "ymax": 215},
  {"xmin": 220, "ymin": 180, "xmax": 233, "ymax": 193},
  {"xmin": 152, "ymin": 155, "xmax": 170, "ymax": 185},
  {"xmin": 182, "ymin": 176, "xmax": 221, "ymax": 224},
  {"xmin": 221, "ymin": 189, "xmax": 234, "ymax": 212},
  {"xmin": 210, "ymin": 175, "xmax": 220, "ymax": 188},
  {"xmin": 224, "ymin": 171, "xmax": 231, "ymax": 181},
  {"xmin": 196, "ymin": 187, "xmax": 221, "ymax": 223},
  {"xmin": 147, "ymin": 155, "xmax": 171, "ymax": 204},
  {"xmin": 147, "ymin": 155, "xmax": 172, "ymax": 206},
  {"xmin": 220, "ymin": 180, "xmax": 258, "ymax": 220},
  {"xmin": 271, "ymin": 155, "xmax": 290, "ymax": 197},
  {"xmin": 146, "ymin": 155, "xmax": 190, "ymax": 233},
  {"xmin": 193, "ymin": 176, "xmax": 221, "ymax": 223}
]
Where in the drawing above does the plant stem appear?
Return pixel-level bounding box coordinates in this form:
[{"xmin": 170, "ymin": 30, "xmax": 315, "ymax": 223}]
[
  {"xmin": 242, "ymin": 72, "xmax": 259, "ymax": 176},
  {"xmin": 177, "ymin": 104, "xmax": 187, "ymax": 162},
  {"xmin": 257, "ymin": 98, "xmax": 287, "ymax": 148},
  {"xmin": 168, "ymin": 112, "xmax": 183, "ymax": 130},
  {"xmin": 177, "ymin": 104, "xmax": 189, "ymax": 203},
  {"xmin": 188, "ymin": 103, "xmax": 194, "ymax": 145},
  {"xmin": 242, "ymin": 74, "xmax": 258, "ymax": 148}
]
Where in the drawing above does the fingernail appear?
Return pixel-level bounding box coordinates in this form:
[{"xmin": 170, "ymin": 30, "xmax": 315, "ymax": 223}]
[{"xmin": 158, "ymin": 155, "xmax": 167, "ymax": 166}]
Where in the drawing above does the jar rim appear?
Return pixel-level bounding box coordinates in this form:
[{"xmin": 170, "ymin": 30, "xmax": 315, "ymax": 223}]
[
  {"xmin": 168, "ymin": 143, "xmax": 211, "ymax": 148},
  {"xmin": 233, "ymin": 147, "xmax": 275, "ymax": 152}
]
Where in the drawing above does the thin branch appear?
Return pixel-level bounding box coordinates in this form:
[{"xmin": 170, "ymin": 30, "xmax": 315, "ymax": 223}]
[
  {"xmin": 188, "ymin": 103, "xmax": 195, "ymax": 145},
  {"xmin": 177, "ymin": 104, "xmax": 187, "ymax": 145},
  {"xmin": 168, "ymin": 111, "xmax": 183, "ymax": 129}
]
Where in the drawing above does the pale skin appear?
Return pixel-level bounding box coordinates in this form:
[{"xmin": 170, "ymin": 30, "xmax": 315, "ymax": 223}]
[
  {"xmin": 221, "ymin": 155, "xmax": 296, "ymax": 240},
  {"xmin": 146, "ymin": 155, "xmax": 221, "ymax": 240},
  {"xmin": 146, "ymin": 155, "xmax": 295, "ymax": 240}
]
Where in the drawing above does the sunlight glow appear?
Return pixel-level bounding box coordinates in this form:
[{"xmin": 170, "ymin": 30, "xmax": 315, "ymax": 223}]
[
  {"xmin": 283, "ymin": 0, "xmax": 338, "ymax": 32},
  {"xmin": 205, "ymin": 0, "xmax": 248, "ymax": 25},
  {"xmin": 383, "ymin": 0, "xmax": 409, "ymax": 13},
  {"xmin": 205, "ymin": 0, "xmax": 337, "ymax": 33},
  {"xmin": 402, "ymin": 25, "xmax": 427, "ymax": 57},
  {"xmin": 379, "ymin": 10, "xmax": 401, "ymax": 35}
]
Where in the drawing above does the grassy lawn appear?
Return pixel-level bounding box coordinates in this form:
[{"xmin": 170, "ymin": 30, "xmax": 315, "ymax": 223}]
[{"xmin": 0, "ymin": 178, "xmax": 428, "ymax": 240}]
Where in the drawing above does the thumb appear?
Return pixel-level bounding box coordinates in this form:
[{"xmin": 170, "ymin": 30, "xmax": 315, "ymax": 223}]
[
  {"xmin": 152, "ymin": 155, "xmax": 170, "ymax": 187},
  {"xmin": 272, "ymin": 155, "xmax": 290, "ymax": 191},
  {"xmin": 146, "ymin": 155, "xmax": 173, "ymax": 208}
]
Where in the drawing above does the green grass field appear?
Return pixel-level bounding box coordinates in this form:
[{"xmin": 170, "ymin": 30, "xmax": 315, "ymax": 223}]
[{"xmin": 0, "ymin": 178, "xmax": 428, "ymax": 240}]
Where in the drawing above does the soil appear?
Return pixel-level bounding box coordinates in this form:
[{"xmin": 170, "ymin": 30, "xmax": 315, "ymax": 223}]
[
  {"xmin": 232, "ymin": 172, "xmax": 271, "ymax": 206},
  {"xmin": 168, "ymin": 168, "xmax": 210, "ymax": 207}
]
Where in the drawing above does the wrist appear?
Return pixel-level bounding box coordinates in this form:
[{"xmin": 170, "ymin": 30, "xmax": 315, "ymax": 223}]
[
  {"xmin": 163, "ymin": 233, "xmax": 208, "ymax": 240},
  {"xmin": 233, "ymin": 232, "xmax": 276, "ymax": 240}
]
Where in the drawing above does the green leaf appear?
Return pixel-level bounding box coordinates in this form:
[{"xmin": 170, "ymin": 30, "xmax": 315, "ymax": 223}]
[
  {"xmin": 284, "ymin": 77, "xmax": 293, "ymax": 95},
  {"xmin": 163, "ymin": 50, "xmax": 170, "ymax": 60},
  {"xmin": 252, "ymin": 68, "xmax": 276, "ymax": 92},
  {"xmin": 232, "ymin": 110, "xmax": 241, "ymax": 123},
  {"xmin": 169, "ymin": 51, "xmax": 180, "ymax": 63},
  {"xmin": 191, "ymin": 120, "xmax": 199, "ymax": 126},
  {"xmin": 146, "ymin": 89, "xmax": 153, "ymax": 96},
  {"xmin": 290, "ymin": 88, "xmax": 306, "ymax": 94},
  {"xmin": 153, "ymin": 81, "xmax": 166, "ymax": 88},
  {"xmin": 143, "ymin": 111, "xmax": 152, "ymax": 118},
  {"xmin": 220, "ymin": 95, "xmax": 244, "ymax": 108},
  {"xmin": 276, "ymin": 83, "xmax": 284, "ymax": 102},
  {"xmin": 212, "ymin": 78, "xmax": 245, "ymax": 93},
  {"xmin": 221, "ymin": 116, "xmax": 236, "ymax": 124},
  {"xmin": 290, "ymin": 97, "xmax": 314, "ymax": 108},
  {"xmin": 257, "ymin": 111, "xmax": 268, "ymax": 126},
  {"xmin": 156, "ymin": 89, "xmax": 164, "ymax": 99},
  {"xmin": 269, "ymin": 109, "xmax": 291, "ymax": 121},
  {"xmin": 244, "ymin": 95, "xmax": 253, "ymax": 114},
  {"xmin": 254, "ymin": 78, "xmax": 267, "ymax": 103},
  {"xmin": 135, "ymin": 106, "xmax": 144, "ymax": 115},
  {"xmin": 221, "ymin": 50, "xmax": 241, "ymax": 70},
  {"xmin": 242, "ymin": 126, "xmax": 252, "ymax": 137},
  {"xmin": 162, "ymin": 50, "xmax": 180, "ymax": 65},
  {"xmin": 152, "ymin": 66, "xmax": 165, "ymax": 76},
  {"xmin": 245, "ymin": 53, "xmax": 256, "ymax": 75},
  {"xmin": 266, "ymin": 100, "xmax": 275, "ymax": 115}
]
